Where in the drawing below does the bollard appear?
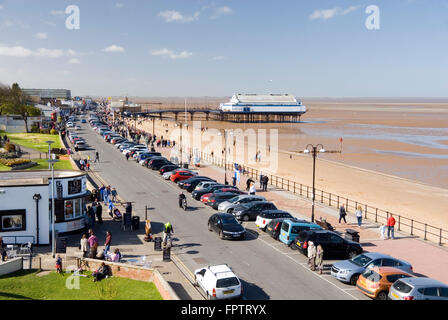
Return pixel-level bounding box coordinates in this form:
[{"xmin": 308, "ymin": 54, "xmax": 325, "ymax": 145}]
[
  {"xmin": 398, "ymin": 216, "xmax": 401, "ymax": 231},
  {"xmin": 365, "ymin": 205, "xmax": 368, "ymax": 219},
  {"xmin": 321, "ymin": 190, "xmax": 324, "ymax": 203},
  {"xmin": 424, "ymin": 224, "xmax": 427, "ymax": 240},
  {"xmin": 410, "ymin": 219, "xmax": 413, "ymax": 235},
  {"xmin": 439, "ymin": 228, "xmax": 443, "ymax": 246},
  {"xmin": 329, "ymin": 194, "xmax": 331, "ymax": 206},
  {"xmin": 375, "ymin": 208, "xmax": 378, "ymax": 223}
]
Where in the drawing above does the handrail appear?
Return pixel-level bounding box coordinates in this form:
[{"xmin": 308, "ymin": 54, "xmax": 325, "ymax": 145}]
[{"xmin": 195, "ymin": 150, "xmax": 447, "ymax": 246}]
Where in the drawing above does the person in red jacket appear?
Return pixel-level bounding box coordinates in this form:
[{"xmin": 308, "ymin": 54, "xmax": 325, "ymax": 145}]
[{"xmin": 387, "ymin": 214, "xmax": 396, "ymax": 240}]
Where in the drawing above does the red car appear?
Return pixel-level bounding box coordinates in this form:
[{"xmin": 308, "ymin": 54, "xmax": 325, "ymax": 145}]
[
  {"xmin": 170, "ymin": 170, "xmax": 196, "ymax": 183},
  {"xmin": 200, "ymin": 188, "xmax": 246, "ymax": 203}
]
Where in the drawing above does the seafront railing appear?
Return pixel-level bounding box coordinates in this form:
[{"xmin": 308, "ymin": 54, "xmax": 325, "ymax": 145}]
[{"xmin": 195, "ymin": 151, "xmax": 447, "ymax": 247}]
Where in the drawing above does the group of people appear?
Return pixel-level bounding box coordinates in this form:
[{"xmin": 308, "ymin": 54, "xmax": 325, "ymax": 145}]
[
  {"xmin": 80, "ymin": 229, "xmax": 121, "ymax": 261},
  {"xmin": 307, "ymin": 241, "xmax": 325, "ymax": 274},
  {"xmin": 259, "ymin": 174, "xmax": 269, "ymax": 192}
]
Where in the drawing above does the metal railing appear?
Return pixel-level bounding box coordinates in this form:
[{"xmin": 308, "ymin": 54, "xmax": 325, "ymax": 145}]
[
  {"xmin": 195, "ymin": 151, "xmax": 447, "ymax": 246},
  {"xmin": 2, "ymin": 235, "xmax": 35, "ymax": 245}
]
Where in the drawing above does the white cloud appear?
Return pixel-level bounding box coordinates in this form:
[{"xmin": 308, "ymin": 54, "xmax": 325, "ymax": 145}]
[
  {"xmin": 102, "ymin": 45, "xmax": 125, "ymax": 53},
  {"xmin": 158, "ymin": 10, "xmax": 200, "ymax": 23},
  {"xmin": 151, "ymin": 48, "xmax": 193, "ymax": 60},
  {"xmin": 36, "ymin": 32, "xmax": 48, "ymax": 40},
  {"xmin": 0, "ymin": 5, "xmax": 3, "ymax": 10},
  {"xmin": 211, "ymin": 6, "xmax": 233, "ymax": 19},
  {"xmin": 0, "ymin": 45, "xmax": 77, "ymax": 58},
  {"xmin": 310, "ymin": 5, "xmax": 361, "ymax": 20},
  {"xmin": 68, "ymin": 58, "xmax": 80, "ymax": 64},
  {"xmin": 212, "ymin": 56, "xmax": 226, "ymax": 61},
  {"xmin": 115, "ymin": 3, "xmax": 124, "ymax": 8}
]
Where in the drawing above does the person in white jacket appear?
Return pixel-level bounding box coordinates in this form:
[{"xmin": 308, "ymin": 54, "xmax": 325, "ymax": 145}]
[{"xmin": 307, "ymin": 241, "xmax": 317, "ymax": 271}]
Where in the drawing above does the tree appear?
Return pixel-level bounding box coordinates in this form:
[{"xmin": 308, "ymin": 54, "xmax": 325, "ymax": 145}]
[{"xmin": 0, "ymin": 83, "xmax": 41, "ymax": 132}]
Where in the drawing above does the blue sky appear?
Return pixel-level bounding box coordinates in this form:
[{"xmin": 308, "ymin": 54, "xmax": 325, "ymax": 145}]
[{"xmin": 0, "ymin": 0, "xmax": 447, "ymax": 97}]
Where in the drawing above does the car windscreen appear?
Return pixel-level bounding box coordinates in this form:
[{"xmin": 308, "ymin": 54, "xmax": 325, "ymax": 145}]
[
  {"xmin": 216, "ymin": 277, "xmax": 240, "ymax": 288},
  {"xmin": 221, "ymin": 217, "xmax": 239, "ymax": 225},
  {"xmin": 350, "ymin": 254, "xmax": 373, "ymax": 267},
  {"xmin": 362, "ymin": 269, "xmax": 382, "ymax": 282},
  {"xmin": 393, "ymin": 280, "xmax": 413, "ymax": 293}
]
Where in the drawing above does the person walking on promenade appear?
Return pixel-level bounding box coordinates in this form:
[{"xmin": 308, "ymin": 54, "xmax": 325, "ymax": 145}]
[
  {"xmin": 104, "ymin": 231, "xmax": 112, "ymax": 256},
  {"xmin": 88, "ymin": 232, "xmax": 98, "ymax": 259},
  {"xmin": 339, "ymin": 204, "xmax": 347, "ymax": 224},
  {"xmin": 387, "ymin": 214, "xmax": 396, "ymax": 240},
  {"xmin": 94, "ymin": 151, "xmax": 100, "ymax": 163},
  {"xmin": 259, "ymin": 174, "xmax": 264, "ymax": 189},
  {"xmin": 262, "ymin": 175, "xmax": 269, "ymax": 191},
  {"xmin": 87, "ymin": 205, "xmax": 95, "ymax": 228},
  {"xmin": 307, "ymin": 241, "xmax": 317, "ymax": 271},
  {"xmin": 80, "ymin": 234, "xmax": 89, "ymax": 258},
  {"xmin": 356, "ymin": 205, "xmax": 363, "ymax": 228},
  {"xmin": 315, "ymin": 243, "xmax": 324, "ymax": 274},
  {"xmin": 379, "ymin": 223, "xmax": 386, "ymax": 240},
  {"xmin": 96, "ymin": 202, "xmax": 103, "ymax": 224},
  {"xmin": 246, "ymin": 178, "xmax": 254, "ymax": 191},
  {"xmin": 111, "ymin": 188, "xmax": 118, "ymax": 202},
  {"xmin": 249, "ymin": 182, "xmax": 256, "ymax": 195}
]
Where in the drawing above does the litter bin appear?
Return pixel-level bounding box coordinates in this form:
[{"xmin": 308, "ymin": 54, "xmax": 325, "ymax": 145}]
[
  {"xmin": 183, "ymin": 163, "xmax": 189, "ymax": 169},
  {"xmin": 132, "ymin": 216, "xmax": 140, "ymax": 230},
  {"xmin": 344, "ymin": 229, "xmax": 360, "ymax": 243}
]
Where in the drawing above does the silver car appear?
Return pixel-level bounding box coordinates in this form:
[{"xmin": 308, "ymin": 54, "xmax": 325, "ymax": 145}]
[
  {"xmin": 217, "ymin": 195, "xmax": 266, "ymax": 213},
  {"xmin": 195, "ymin": 181, "xmax": 218, "ymax": 191},
  {"xmin": 388, "ymin": 277, "xmax": 448, "ymax": 300},
  {"xmin": 331, "ymin": 252, "xmax": 413, "ymax": 285}
]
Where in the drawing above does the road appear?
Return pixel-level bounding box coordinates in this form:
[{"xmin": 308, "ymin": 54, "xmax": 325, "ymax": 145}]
[{"xmin": 76, "ymin": 119, "xmax": 368, "ymax": 300}]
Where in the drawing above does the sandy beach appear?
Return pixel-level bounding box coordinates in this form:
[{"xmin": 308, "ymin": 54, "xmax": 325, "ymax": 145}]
[{"xmin": 124, "ymin": 98, "xmax": 448, "ymax": 229}]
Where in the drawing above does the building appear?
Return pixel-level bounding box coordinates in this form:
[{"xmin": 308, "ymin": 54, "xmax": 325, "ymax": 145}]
[
  {"xmin": 109, "ymin": 99, "xmax": 142, "ymax": 113},
  {"xmin": 0, "ymin": 115, "xmax": 41, "ymax": 133},
  {"xmin": 219, "ymin": 93, "xmax": 306, "ymax": 114},
  {"xmin": 22, "ymin": 88, "xmax": 72, "ymax": 101},
  {"xmin": 0, "ymin": 171, "xmax": 89, "ymax": 245}
]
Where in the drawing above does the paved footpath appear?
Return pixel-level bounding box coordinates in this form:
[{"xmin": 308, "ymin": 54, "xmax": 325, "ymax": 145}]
[{"xmin": 154, "ymin": 146, "xmax": 448, "ymax": 284}]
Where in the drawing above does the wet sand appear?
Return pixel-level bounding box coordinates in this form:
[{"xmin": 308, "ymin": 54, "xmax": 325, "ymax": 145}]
[{"xmin": 126, "ymin": 99, "xmax": 448, "ymax": 228}]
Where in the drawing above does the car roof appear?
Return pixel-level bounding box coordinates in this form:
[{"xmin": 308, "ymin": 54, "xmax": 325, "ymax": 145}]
[
  {"xmin": 398, "ymin": 277, "xmax": 448, "ymax": 287},
  {"xmin": 361, "ymin": 252, "xmax": 398, "ymax": 260},
  {"xmin": 215, "ymin": 213, "xmax": 235, "ymax": 218},
  {"xmin": 207, "ymin": 265, "xmax": 237, "ymax": 279},
  {"xmin": 372, "ymin": 267, "xmax": 414, "ymax": 276},
  {"xmin": 212, "ymin": 192, "xmax": 239, "ymax": 198},
  {"xmin": 283, "ymin": 219, "xmax": 317, "ymax": 226}
]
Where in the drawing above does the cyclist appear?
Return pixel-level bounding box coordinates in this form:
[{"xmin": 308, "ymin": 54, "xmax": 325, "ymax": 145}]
[{"xmin": 163, "ymin": 222, "xmax": 174, "ymax": 247}]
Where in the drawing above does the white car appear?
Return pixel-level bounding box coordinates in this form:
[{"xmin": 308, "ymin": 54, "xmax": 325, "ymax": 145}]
[
  {"xmin": 194, "ymin": 264, "xmax": 242, "ymax": 300},
  {"xmin": 217, "ymin": 195, "xmax": 266, "ymax": 213},
  {"xmin": 66, "ymin": 121, "xmax": 74, "ymax": 128},
  {"xmin": 75, "ymin": 125, "xmax": 81, "ymax": 130},
  {"xmin": 254, "ymin": 210, "xmax": 293, "ymax": 230}
]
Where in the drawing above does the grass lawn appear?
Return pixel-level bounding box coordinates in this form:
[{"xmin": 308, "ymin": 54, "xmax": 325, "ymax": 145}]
[
  {"xmin": 0, "ymin": 159, "xmax": 74, "ymax": 171},
  {"xmin": 0, "ymin": 270, "xmax": 163, "ymax": 300},
  {"xmin": 2, "ymin": 133, "xmax": 62, "ymax": 153}
]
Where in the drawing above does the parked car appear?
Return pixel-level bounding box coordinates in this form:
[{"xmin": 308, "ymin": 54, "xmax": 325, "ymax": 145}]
[
  {"xmin": 295, "ymin": 230, "xmax": 363, "ymax": 261},
  {"xmin": 331, "ymin": 252, "xmax": 412, "ymax": 286},
  {"xmin": 180, "ymin": 177, "xmax": 215, "ymax": 192},
  {"xmin": 255, "ymin": 210, "xmax": 294, "ymax": 231},
  {"xmin": 149, "ymin": 158, "xmax": 173, "ymax": 170},
  {"xmin": 218, "ymin": 195, "xmax": 266, "ymax": 213},
  {"xmin": 74, "ymin": 140, "xmax": 88, "ymax": 150},
  {"xmin": 265, "ymin": 218, "xmax": 291, "ymax": 240},
  {"xmin": 206, "ymin": 192, "xmax": 241, "ymax": 209},
  {"xmin": 194, "ymin": 180, "xmax": 219, "ymax": 192},
  {"xmin": 208, "ymin": 213, "xmax": 246, "ymax": 240},
  {"xmin": 142, "ymin": 156, "xmax": 165, "ymax": 166},
  {"xmin": 232, "ymin": 201, "xmax": 277, "ymax": 222},
  {"xmin": 66, "ymin": 121, "xmax": 74, "ymax": 128},
  {"xmin": 81, "ymin": 119, "xmax": 86, "ymax": 123},
  {"xmin": 388, "ymin": 277, "xmax": 448, "ymax": 300},
  {"xmin": 192, "ymin": 185, "xmax": 237, "ymax": 200},
  {"xmin": 194, "ymin": 264, "xmax": 243, "ymax": 300},
  {"xmin": 279, "ymin": 219, "xmax": 321, "ymax": 246},
  {"xmin": 159, "ymin": 164, "xmax": 180, "ymax": 175},
  {"xmin": 163, "ymin": 168, "xmax": 187, "ymax": 180},
  {"xmin": 138, "ymin": 152, "xmax": 162, "ymax": 162},
  {"xmin": 356, "ymin": 267, "xmax": 414, "ymax": 300},
  {"xmin": 170, "ymin": 170, "xmax": 197, "ymax": 182}
]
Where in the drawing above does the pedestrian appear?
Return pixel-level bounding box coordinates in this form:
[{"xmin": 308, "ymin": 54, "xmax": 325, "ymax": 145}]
[
  {"xmin": 86, "ymin": 162, "xmax": 90, "ymax": 171},
  {"xmin": 80, "ymin": 233, "xmax": 89, "ymax": 258},
  {"xmin": 387, "ymin": 214, "xmax": 396, "ymax": 240},
  {"xmin": 125, "ymin": 152, "xmax": 130, "ymax": 160},
  {"xmin": 259, "ymin": 174, "xmax": 264, "ymax": 189},
  {"xmin": 307, "ymin": 240, "xmax": 316, "ymax": 271},
  {"xmin": 96, "ymin": 202, "xmax": 103, "ymax": 224},
  {"xmin": 0, "ymin": 236, "xmax": 7, "ymax": 262},
  {"xmin": 88, "ymin": 232, "xmax": 98, "ymax": 259},
  {"xmin": 111, "ymin": 188, "xmax": 117, "ymax": 202},
  {"xmin": 55, "ymin": 255, "xmax": 63, "ymax": 274},
  {"xmin": 87, "ymin": 205, "xmax": 95, "ymax": 228},
  {"xmin": 262, "ymin": 175, "xmax": 269, "ymax": 191},
  {"xmin": 80, "ymin": 158, "xmax": 85, "ymax": 169},
  {"xmin": 339, "ymin": 204, "xmax": 347, "ymax": 224},
  {"xmin": 379, "ymin": 223, "xmax": 386, "ymax": 240},
  {"xmin": 249, "ymin": 182, "xmax": 256, "ymax": 195},
  {"xmin": 315, "ymin": 243, "xmax": 324, "ymax": 274},
  {"xmin": 94, "ymin": 151, "xmax": 99, "ymax": 163},
  {"xmin": 246, "ymin": 178, "xmax": 254, "ymax": 191},
  {"xmin": 356, "ymin": 205, "xmax": 363, "ymax": 227},
  {"xmin": 104, "ymin": 231, "xmax": 112, "ymax": 256}
]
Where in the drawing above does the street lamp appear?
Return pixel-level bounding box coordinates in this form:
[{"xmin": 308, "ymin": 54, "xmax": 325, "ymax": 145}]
[
  {"xmin": 174, "ymin": 123, "xmax": 183, "ymax": 167},
  {"xmin": 33, "ymin": 193, "xmax": 42, "ymax": 246},
  {"xmin": 47, "ymin": 159, "xmax": 59, "ymax": 258},
  {"xmin": 218, "ymin": 130, "xmax": 233, "ymax": 185},
  {"xmin": 45, "ymin": 140, "xmax": 54, "ymax": 169}
]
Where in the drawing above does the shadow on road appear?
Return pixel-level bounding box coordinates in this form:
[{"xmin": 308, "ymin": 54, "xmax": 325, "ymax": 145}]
[{"xmin": 240, "ymin": 279, "xmax": 270, "ymax": 300}]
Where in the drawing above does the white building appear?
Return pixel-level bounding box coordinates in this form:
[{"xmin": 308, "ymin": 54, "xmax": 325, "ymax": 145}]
[
  {"xmin": 0, "ymin": 171, "xmax": 89, "ymax": 245},
  {"xmin": 219, "ymin": 93, "xmax": 306, "ymax": 114},
  {"xmin": 0, "ymin": 115, "xmax": 41, "ymax": 133}
]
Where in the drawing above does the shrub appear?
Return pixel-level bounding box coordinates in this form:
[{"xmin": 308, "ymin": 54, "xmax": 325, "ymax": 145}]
[
  {"xmin": 30, "ymin": 123, "xmax": 40, "ymax": 133},
  {"xmin": 0, "ymin": 158, "xmax": 30, "ymax": 167},
  {"xmin": 40, "ymin": 128, "xmax": 50, "ymax": 134},
  {"xmin": 50, "ymin": 129, "xmax": 57, "ymax": 135},
  {"xmin": 0, "ymin": 152, "xmax": 18, "ymax": 159},
  {"xmin": 4, "ymin": 143, "xmax": 15, "ymax": 152}
]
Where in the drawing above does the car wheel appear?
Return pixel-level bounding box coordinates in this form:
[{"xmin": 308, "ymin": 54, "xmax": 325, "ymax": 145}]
[
  {"xmin": 350, "ymin": 274, "xmax": 360, "ymax": 286},
  {"xmin": 376, "ymin": 291, "xmax": 388, "ymax": 300},
  {"xmin": 227, "ymin": 208, "xmax": 233, "ymax": 213},
  {"xmin": 219, "ymin": 231, "xmax": 225, "ymax": 240},
  {"xmin": 348, "ymin": 250, "xmax": 358, "ymax": 259},
  {"xmin": 208, "ymin": 223, "xmax": 212, "ymax": 232},
  {"xmin": 242, "ymin": 215, "xmax": 250, "ymax": 222}
]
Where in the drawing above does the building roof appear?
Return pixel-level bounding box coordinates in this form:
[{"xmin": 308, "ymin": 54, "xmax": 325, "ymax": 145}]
[
  {"xmin": 0, "ymin": 170, "xmax": 85, "ymax": 187},
  {"xmin": 235, "ymin": 94, "xmax": 297, "ymax": 104}
]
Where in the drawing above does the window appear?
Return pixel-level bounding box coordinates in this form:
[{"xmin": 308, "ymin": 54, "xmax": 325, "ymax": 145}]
[
  {"xmin": 363, "ymin": 270, "xmax": 382, "ymax": 282},
  {"xmin": 68, "ymin": 179, "xmax": 82, "ymax": 195},
  {"xmin": 292, "ymin": 226, "xmax": 309, "ymax": 234},
  {"xmin": 370, "ymin": 259, "xmax": 382, "ymax": 267},
  {"xmin": 386, "ymin": 274, "xmax": 401, "ymax": 283},
  {"xmin": 423, "ymin": 287, "xmax": 439, "ymax": 297},
  {"xmin": 281, "ymin": 222, "xmax": 289, "ymax": 232},
  {"xmin": 216, "ymin": 277, "xmax": 240, "ymax": 288},
  {"xmin": 393, "ymin": 280, "xmax": 413, "ymax": 293},
  {"xmin": 330, "ymin": 235, "xmax": 344, "ymax": 243},
  {"xmin": 438, "ymin": 287, "xmax": 448, "ymax": 298},
  {"xmin": 381, "ymin": 258, "xmax": 396, "ymax": 267},
  {"xmin": 0, "ymin": 210, "xmax": 26, "ymax": 232},
  {"xmin": 350, "ymin": 254, "xmax": 373, "ymax": 267}
]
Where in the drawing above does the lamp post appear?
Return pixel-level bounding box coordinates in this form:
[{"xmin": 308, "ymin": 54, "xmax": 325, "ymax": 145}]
[
  {"xmin": 33, "ymin": 193, "xmax": 42, "ymax": 246},
  {"xmin": 175, "ymin": 123, "xmax": 183, "ymax": 167},
  {"xmin": 218, "ymin": 130, "xmax": 233, "ymax": 185},
  {"xmin": 47, "ymin": 159, "xmax": 59, "ymax": 258},
  {"xmin": 45, "ymin": 140, "xmax": 54, "ymax": 169}
]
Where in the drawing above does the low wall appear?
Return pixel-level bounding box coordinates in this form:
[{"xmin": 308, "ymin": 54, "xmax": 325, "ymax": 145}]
[
  {"xmin": 0, "ymin": 257, "xmax": 23, "ymax": 277},
  {"xmin": 81, "ymin": 258, "xmax": 179, "ymax": 300}
]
